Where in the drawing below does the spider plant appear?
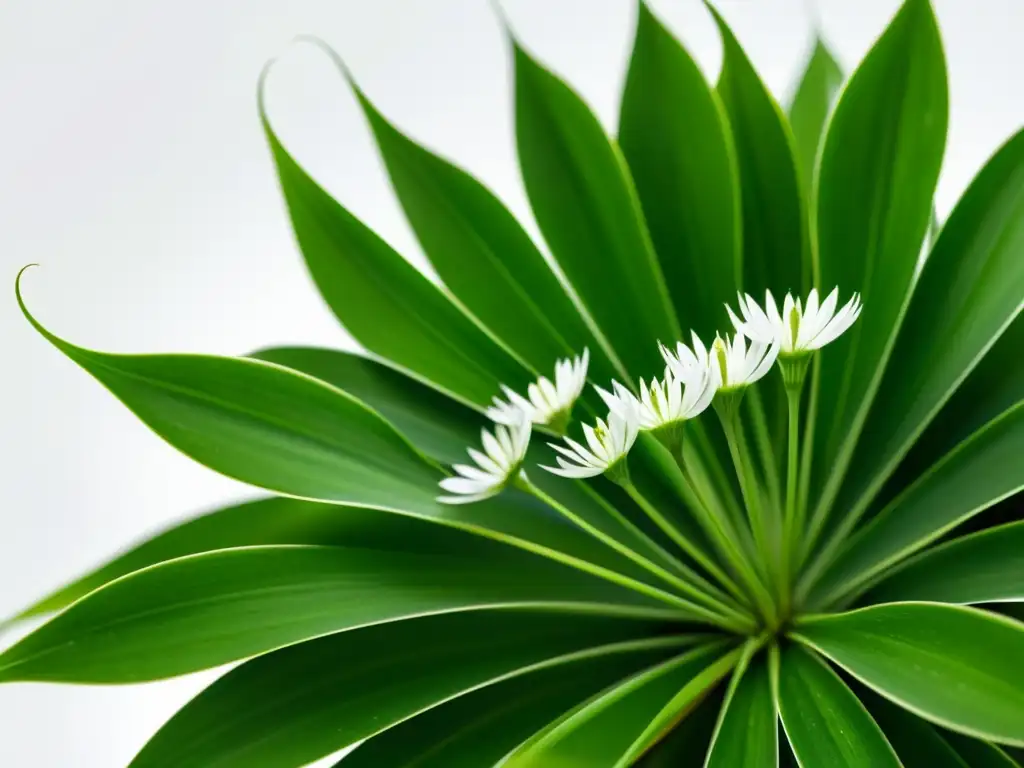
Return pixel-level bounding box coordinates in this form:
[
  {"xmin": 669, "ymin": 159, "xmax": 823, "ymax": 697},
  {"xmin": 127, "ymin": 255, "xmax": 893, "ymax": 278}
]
[{"xmin": 5, "ymin": 0, "xmax": 1024, "ymax": 765}]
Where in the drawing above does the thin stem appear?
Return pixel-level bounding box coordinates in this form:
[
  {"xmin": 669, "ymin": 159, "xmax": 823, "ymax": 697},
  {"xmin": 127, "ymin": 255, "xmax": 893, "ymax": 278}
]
[
  {"xmin": 779, "ymin": 384, "xmax": 803, "ymax": 620},
  {"xmin": 746, "ymin": 387, "xmax": 782, "ymax": 515},
  {"xmin": 517, "ymin": 476, "xmax": 755, "ymax": 633}
]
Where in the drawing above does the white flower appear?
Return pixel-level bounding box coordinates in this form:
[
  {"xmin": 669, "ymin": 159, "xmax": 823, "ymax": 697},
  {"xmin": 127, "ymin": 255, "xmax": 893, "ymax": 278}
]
[
  {"xmin": 596, "ymin": 372, "xmax": 713, "ymax": 431},
  {"xmin": 727, "ymin": 288, "xmax": 862, "ymax": 356},
  {"xmin": 486, "ymin": 349, "xmax": 589, "ymax": 429},
  {"xmin": 542, "ymin": 402, "xmax": 639, "ymax": 480},
  {"xmin": 710, "ymin": 331, "xmax": 779, "ymax": 391},
  {"xmin": 437, "ymin": 416, "xmax": 531, "ymax": 504},
  {"xmin": 659, "ymin": 333, "xmax": 713, "ymax": 386}
]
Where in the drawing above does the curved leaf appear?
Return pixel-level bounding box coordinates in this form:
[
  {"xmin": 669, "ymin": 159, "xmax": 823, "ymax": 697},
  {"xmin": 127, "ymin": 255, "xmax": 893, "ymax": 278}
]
[
  {"xmin": 0, "ymin": 545, "xmax": 677, "ymax": 683},
  {"xmin": 777, "ymin": 644, "xmax": 900, "ymax": 767},
  {"xmin": 858, "ymin": 684, "xmax": 969, "ymax": 767},
  {"xmin": 806, "ymin": 402, "xmax": 1024, "ymax": 607},
  {"xmin": 618, "ymin": 1, "xmax": 739, "ymax": 338},
  {"xmin": 346, "ymin": 80, "xmax": 617, "ymax": 384},
  {"xmin": 337, "ymin": 646, "xmax": 674, "ymax": 768},
  {"xmin": 502, "ymin": 643, "xmax": 727, "ymax": 768},
  {"xmin": 10, "ymin": 497, "xmax": 514, "ymax": 622},
  {"xmin": 710, "ymin": 5, "xmax": 806, "ymax": 300},
  {"xmin": 260, "ymin": 81, "xmax": 530, "ymax": 407},
  {"xmin": 942, "ymin": 730, "xmax": 1023, "ymax": 768},
  {"xmin": 129, "ymin": 611, "xmax": 690, "ymax": 768},
  {"xmin": 636, "ymin": 686, "xmax": 725, "ymax": 766},
  {"xmin": 514, "ymin": 40, "xmax": 678, "ymax": 378},
  {"xmin": 705, "ymin": 651, "xmax": 777, "ymax": 768},
  {"xmin": 861, "ymin": 520, "xmax": 1024, "ymax": 606},
  {"xmin": 787, "ymin": 38, "xmax": 843, "ymax": 200},
  {"xmin": 808, "ymin": 0, "xmax": 948, "ymax": 536},
  {"xmin": 835, "ymin": 126, "xmax": 1024, "ymax": 533},
  {"xmin": 250, "ymin": 346, "xmax": 484, "ymax": 464},
  {"xmin": 794, "ymin": 602, "xmax": 1024, "ymax": 746}
]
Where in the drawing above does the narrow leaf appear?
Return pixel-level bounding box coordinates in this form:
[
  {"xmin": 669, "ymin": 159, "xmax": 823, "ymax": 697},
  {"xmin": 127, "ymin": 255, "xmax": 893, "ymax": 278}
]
[
  {"xmin": 809, "ymin": 0, "xmax": 948, "ymax": 533},
  {"xmin": 618, "ymin": 2, "xmax": 740, "ymax": 339},
  {"xmin": 787, "ymin": 38, "xmax": 844, "ymax": 201},
  {"xmin": 514, "ymin": 39, "xmax": 678, "ymax": 377},
  {"xmin": 858, "ymin": 684, "xmax": 970, "ymax": 767},
  {"xmin": 129, "ymin": 611, "xmax": 689, "ymax": 768},
  {"xmin": 260, "ymin": 81, "xmax": 530, "ymax": 407},
  {"xmin": 794, "ymin": 602, "xmax": 1024, "ymax": 746},
  {"xmin": 635, "ymin": 686, "xmax": 725, "ymax": 766},
  {"xmin": 942, "ymin": 730, "xmax": 1023, "ymax": 768},
  {"xmin": 777, "ymin": 644, "xmax": 900, "ymax": 767},
  {"xmin": 705, "ymin": 653, "xmax": 777, "ymax": 768}
]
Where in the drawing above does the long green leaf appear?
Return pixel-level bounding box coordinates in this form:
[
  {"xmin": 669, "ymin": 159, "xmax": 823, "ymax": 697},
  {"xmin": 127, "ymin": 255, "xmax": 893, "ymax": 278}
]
[
  {"xmin": 513, "ymin": 39, "xmax": 678, "ymax": 378},
  {"xmin": 942, "ymin": 730, "xmax": 1023, "ymax": 768},
  {"xmin": 862, "ymin": 521, "xmax": 1024, "ymax": 606},
  {"xmin": 858, "ymin": 684, "xmax": 970, "ymax": 767},
  {"xmin": 502, "ymin": 644, "xmax": 726, "ymax": 768},
  {"xmin": 808, "ymin": 0, "xmax": 948, "ymax": 540},
  {"xmin": 260, "ymin": 77, "xmax": 530, "ymax": 407},
  {"xmin": 337, "ymin": 647, "xmax": 675, "ymax": 768},
  {"xmin": 705, "ymin": 651, "xmax": 777, "ymax": 768},
  {"xmin": 787, "ymin": 38, "xmax": 844, "ymax": 202},
  {"xmin": 344, "ymin": 78, "xmax": 617, "ymax": 384},
  {"xmin": 9, "ymin": 497, "xmax": 515, "ymax": 622},
  {"xmin": 832, "ymin": 126, "xmax": 1024, "ymax": 537},
  {"xmin": 777, "ymin": 644, "xmax": 900, "ymax": 767},
  {"xmin": 618, "ymin": 1, "xmax": 739, "ymax": 339},
  {"xmin": 794, "ymin": 602, "xmax": 1024, "ymax": 746},
  {"xmin": 710, "ymin": 5, "xmax": 806, "ymax": 300},
  {"xmin": 0, "ymin": 545, "xmax": 678, "ymax": 683},
  {"xmin": 635, "ymin": 686, "xmax": 725, "ymax": 766},
  {"xmin": 250, "ymin": 346, "xmax": 484, "ymax": 465},
  {"xmin": 129, "ymin": 611, "xmax": 690, "ymax": 768},
  {"xmin": 805, "ymin": 402, "xmax": 1024, "ymax": 607}
]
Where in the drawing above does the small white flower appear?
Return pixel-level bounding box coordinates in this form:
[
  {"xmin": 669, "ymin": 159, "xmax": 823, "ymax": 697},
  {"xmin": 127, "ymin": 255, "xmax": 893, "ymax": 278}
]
[
  {"xmin": 486, "ymin": 349, "xmax": 589, "ymax": 429},
  {"xmin": 659, "ymin": 333, "xmax": 712, "ymax": 385},
  {"xmin": 727, "ymin": 288, "xmax": 862, "ymax": 356},
  {"xmin": 596, "ymin": 372, "xmax": 713, "ymax": 431},
  {"xmin": 437, "ymin": 416, "xmax": 531, "ymax": 504},
  {"xmin": 710, "ymin": 331, "xmax": 780, "ymax": 391},
  {"xmin": 542, "ymin": 402, "xmax": 639, "ymax": 480}
]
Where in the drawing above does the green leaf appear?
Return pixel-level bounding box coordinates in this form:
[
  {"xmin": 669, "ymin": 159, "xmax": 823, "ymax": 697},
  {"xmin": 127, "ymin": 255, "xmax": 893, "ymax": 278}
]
[
  {"xmin": 260, "ymin": 82, "xmax": 530, "ymax": 407},
  {"xmin": 709, "ymin": 5, "xmax": 806, "ymax": 300},
  {"xmin": 9, "ymin": 497, "xmax": 517, "ymax": 622},
  {"xmin": 338, "ymin": 646, "xmax": 677, "ymax": 768},
  {"xmin": 635, "ymin": 686, "xmax": 725, "ymax": 766},
  {"xmin": 858, "ymin": 684, "xmax": 970, "ymax": 767},
  {"xmin": 777, "ymin": 644, "xmax": 900, "ymax": 767},
  {"xmin": 787, "ymin": 38, "xmax": 844, "ymax": 202},
  {"xmin": 0, "ymin": 545, "xmax": 679, "ymax": 684},
  {"xmin": 129, "ymin": 611, "xmax": 691, "ymax": 768},
  {"xmin": 862, "ymin": 521, "xmax": 1024, "ymax": 606},
  {"xmin": 618, "ymin": 2, "xmax": 739, "ymax": 339},
  {"xmin": 808, "ymin": 0, "xmax": 948, "ymax": 535},
  {"xmin": 345, "ymin": 78, "xmax": 618, "ymax": 385},
  {"xmin": 502, "ymin": 643, "xmax": 728, "ymax": 768},
  {"xmin": 705, "ymin": 651, "xmax": 777, "ymax": 768},
  {"xmin": 942, "ymin": 730, "xmax": 1023, "ymax": 768},
  {"xmin": 250, "ymin": 346, "xmax": 485, "ymax": 465},
  {"xmin": 833, "ymin": 126, "xmax": 1024, "ymax": 536},
  {"xmin": 513, "ymin": 40, "xmax": 678, "ymax": 378},
  {"xmin": 806, "ymin": 402, "xmax": 1024, "ymax": 607},
  {"xmin": 794, "ymin": 602, "xmax": 1024, "ymax": 746}
]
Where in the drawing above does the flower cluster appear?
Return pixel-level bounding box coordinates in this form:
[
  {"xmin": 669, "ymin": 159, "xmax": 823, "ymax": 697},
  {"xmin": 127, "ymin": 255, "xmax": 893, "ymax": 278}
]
[{"xmin": 438, "ymin": 288, "xmax": 861, "ymax": 503}]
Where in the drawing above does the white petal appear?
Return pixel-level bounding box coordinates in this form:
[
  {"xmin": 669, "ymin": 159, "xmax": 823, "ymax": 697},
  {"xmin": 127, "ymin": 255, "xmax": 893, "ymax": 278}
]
[
  {"xmin": 439, "ymin": 476, "xmax": 494, "ymax": 494},
  {"xmin": 481, "ymin": 430, "xmax": 510, "ymax": 470},
  {"xmin": 748, "ymin": 337, "xmax": 781, "ymax": 383},
  {"xmin": 582, "ymin": 423, "xmax": 609, "ymax": 462},
  {"xmin": 563, "ymin": 437, "xmax": 604, "ymax": 468},
  {"xmin": 811, "ymin": 294, "xmax": 862, "ymax": 348},
  {"xmin": 438, "ymin": 489, "xmax": 499, "ymax": 505},
  {"xmin": 542, "ymin": 462, "xmax": 602, "ymax": 479},
  {"xmin": 468, "ymin": 447, "xmax": 503, "ymax": 475},
  {"xmin": 453, "ymin": 464, "xmax": 496, "ymax": 481}
]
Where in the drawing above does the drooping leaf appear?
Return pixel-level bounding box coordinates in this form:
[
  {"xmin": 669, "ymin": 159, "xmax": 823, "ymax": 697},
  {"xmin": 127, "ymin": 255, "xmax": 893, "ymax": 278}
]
[
  {"xmin": 513, "ymin": 40, "xmax": 679, "ymax": 378},
  {"xmin": 705, "ymin": 651, "xmax": 777, "ymax": 768},
  {"xmin": 260, "ymin": 82, "xmax": 531, "ymax": 407},
  {"xmin": 618, "ymin": 1, "xmax": 739, "ymax": 339},
  {"xmin": 834, "ymin": 126, "xmax": 1024, "ymax": 533},
  {"xmin": 337, "ymin": 646, "xmax": 677, "ymax": 768},
  {"xmin": 806, "ymin": 402, "xmax": 1024, "ymax": 608},
  {"xmin": 787, "ymin": 38, "xmax": 844, "ymax": 202},
  {"xmin": 129, "ymin": 611, "xmax": 691, "ymax": 768},
  {"xmin": 858, "ymin": 683, "xmax": 970, "ymax": 767},
  {"xmin": 808, "ymin": 0, "xmax": 948, "ymax": 535},
  {"xmin": 942, "ymin": 729, "xmax": 1023, "ymax": 768},
  {"xmin": 502, "ymin": 643, "xmax": 727, "ymax": 768},
  {"xmin": 251, "ymin": 346, "xmax": 484, "ymax": 465},
  {"xmin": 709, "ymin": 5, "xmax": 806, "ymax": 300},
  {"xmin": 862, "ymin": 521, "xmax": 1024, "ymax": 606},
  {"xmin": 777, "ymin": 644, "xmax": 900, "ymax": 767},
  {"xmin": 0, "ymin": 545, "xmax": 679, "ymax": 683},
  {"xmin": 635, "ymin": 685, "xmax": 725, "ymax": 766},
  {"xmin": 794, "ymin": 602, "xmax": 1024, "ymax": 746},
  {"xmin": 344, "ymin": 78, "xmax": 617, "ymax": 384}
]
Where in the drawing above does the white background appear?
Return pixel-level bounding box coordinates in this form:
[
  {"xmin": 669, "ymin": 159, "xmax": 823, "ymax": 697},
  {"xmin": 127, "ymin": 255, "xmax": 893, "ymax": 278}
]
[{"xmin": 1, "ymin": 0, "xmax": 1022, "ymax": 764}]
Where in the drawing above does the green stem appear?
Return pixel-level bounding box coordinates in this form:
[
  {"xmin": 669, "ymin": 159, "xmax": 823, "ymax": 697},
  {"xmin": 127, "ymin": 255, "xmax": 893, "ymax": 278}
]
[
  {"xmin": 517, "ymin": 476, "xmax": 755, "ymax": 633},
  {"xmin": 746, "ymin": 387, "xmax": 782, "ymax": 516},
  {"xmin": 779, "ymin": 384, "xmax": 803, "ymax": 620}
]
